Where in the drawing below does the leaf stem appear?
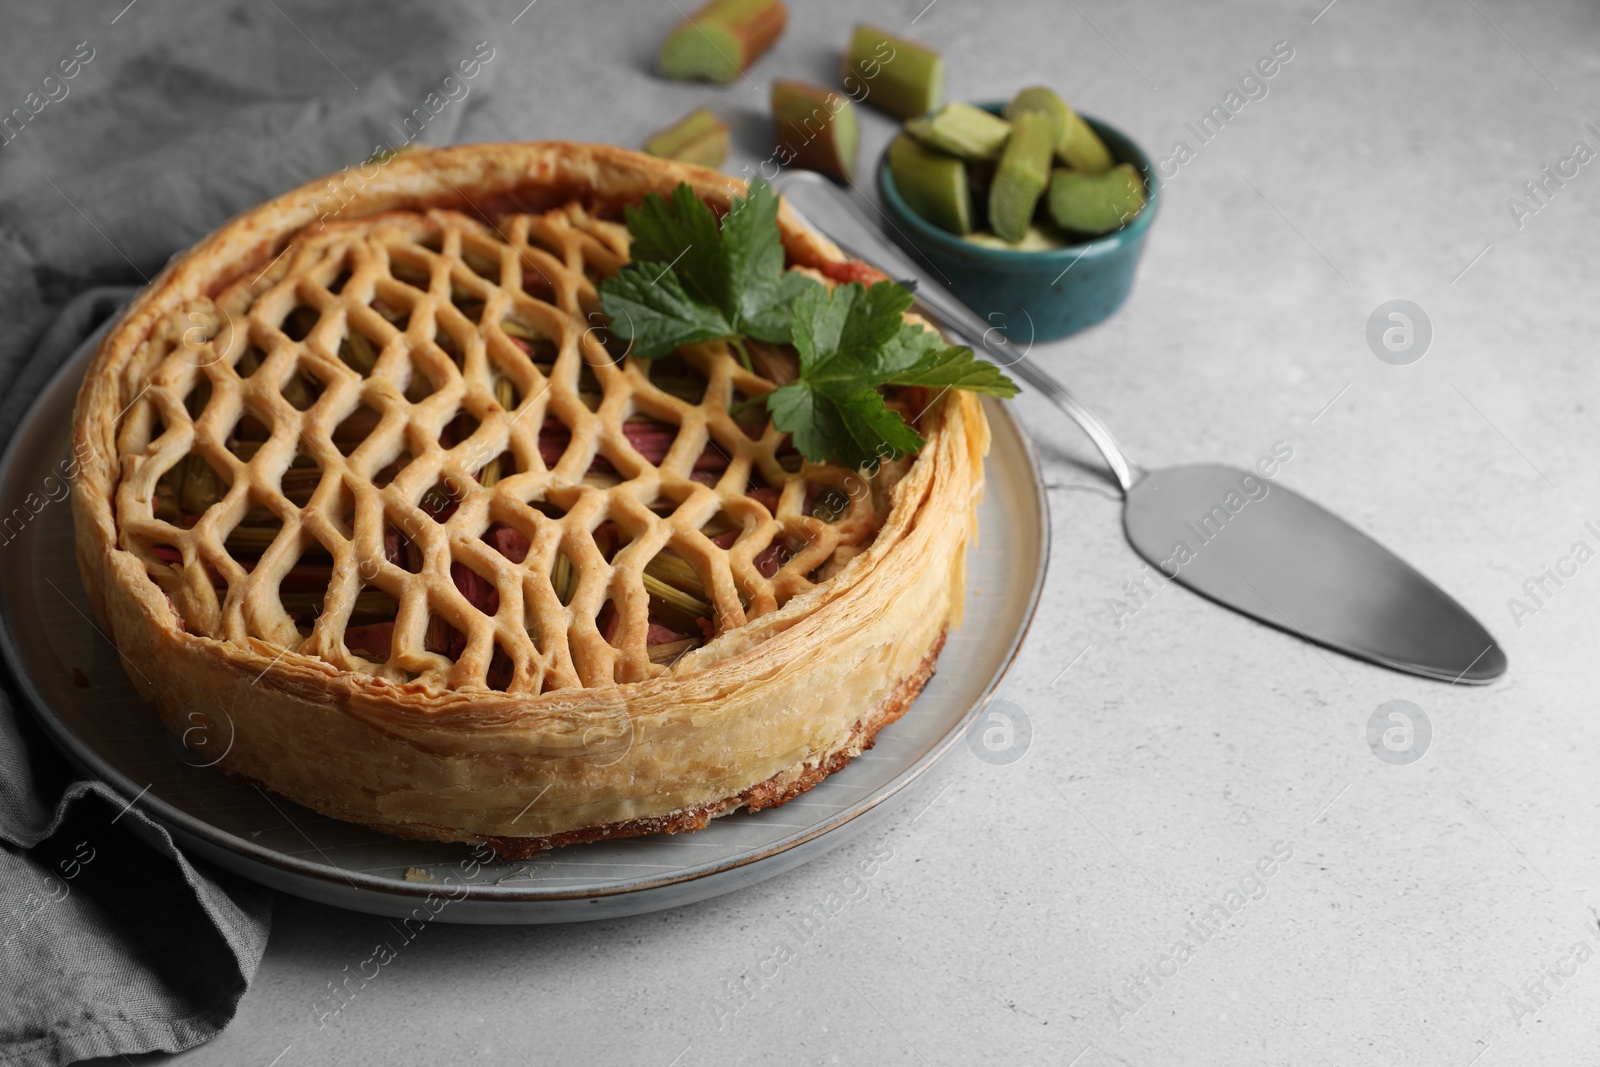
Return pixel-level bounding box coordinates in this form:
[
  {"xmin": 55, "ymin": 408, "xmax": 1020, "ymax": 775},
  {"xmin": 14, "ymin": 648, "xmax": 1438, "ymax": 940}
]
[
  {"xmin": 729, "ymin": 336, "xmax": 755, "ymax": 373},
  {"xmin": 726, "ymin": 392, "xmax": 769, "ymax": 418}
]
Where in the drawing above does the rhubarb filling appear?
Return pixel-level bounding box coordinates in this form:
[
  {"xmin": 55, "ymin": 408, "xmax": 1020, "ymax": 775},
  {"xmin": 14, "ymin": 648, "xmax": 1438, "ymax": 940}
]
[{"xmin": 122, "ymin": 202, "xmax": 922, "ymax": 693}]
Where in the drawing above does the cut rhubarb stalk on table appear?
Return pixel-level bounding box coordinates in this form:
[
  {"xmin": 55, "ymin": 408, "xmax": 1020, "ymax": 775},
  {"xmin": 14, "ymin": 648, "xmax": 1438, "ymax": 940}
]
[
  {"xmin": 660, "ymin": 0, "xmax": 787, "ymax": 83},
  {"xmin": 842, "ymin": 24, "xmax": 942, "ymax": 120},
  {"xmin": 772, "ymin": 80, "xmax": 859, "ymax": 183},
  {"xmin": 645, "ymin": 108, "xmax": 729, "ymax": 168},
  {"xmin": 988, "ymin": 110, "xmax": 1056, "ymax": 243},
  {"xmin": 888, "ymin": 133, "xmax": 972, "ymax": 235}
]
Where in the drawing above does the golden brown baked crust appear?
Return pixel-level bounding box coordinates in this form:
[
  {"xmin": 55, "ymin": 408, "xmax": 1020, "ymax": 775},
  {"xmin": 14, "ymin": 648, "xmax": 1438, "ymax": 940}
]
[
  {"xmin": 477, "ymin": 630, "xmax": 945, "ymax": 858},
  {"xmin": 69, "ymin": 142, "xmax": 989, "ymax": 848}
]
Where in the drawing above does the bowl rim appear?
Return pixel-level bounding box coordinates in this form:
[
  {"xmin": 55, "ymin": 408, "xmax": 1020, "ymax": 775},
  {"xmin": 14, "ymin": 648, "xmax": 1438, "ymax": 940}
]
[{"xmin": 876, "ymin": 101, "xmax": 1159, "ymax": 265}]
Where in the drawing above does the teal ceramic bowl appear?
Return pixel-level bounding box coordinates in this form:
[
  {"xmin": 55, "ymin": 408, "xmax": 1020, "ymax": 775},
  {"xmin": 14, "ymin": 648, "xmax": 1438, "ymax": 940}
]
[{"xmin": 877, "ymin": 103, "xmax": 1158, "ymax": 343}]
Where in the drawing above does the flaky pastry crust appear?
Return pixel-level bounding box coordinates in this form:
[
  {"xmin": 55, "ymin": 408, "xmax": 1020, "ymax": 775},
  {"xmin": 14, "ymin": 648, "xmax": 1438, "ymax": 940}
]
[{"xmin": 69, "ymin": 142, "xmax": 988, "ymax": 848}]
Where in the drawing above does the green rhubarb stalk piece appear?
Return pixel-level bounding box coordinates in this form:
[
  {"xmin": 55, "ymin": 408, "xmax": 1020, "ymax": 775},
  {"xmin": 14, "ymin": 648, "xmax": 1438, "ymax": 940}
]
[
  {"xmin": 644, "ymin": 108, "xmax": 729, "ymax": 168},
  {"xmin": 551, "ymin": 552, "xmax": 574, "ymax": 605},
  {"xmin": 966, "ymin": 159, "xmax": 996, "ymax": 211},
  {"xmin": 771, "ymin": 80, "xmax": 858, "ymax": 183},
  {"xmin": 1059, "ymin": 110, "xmax": 1114, "ymax": 174},
  {"xmin": 1006, "ymin": 85, "xmax": 1115, "ymax": 173},
  {"xmin": 842, "ymin": 25, "xmax": 943, "ymax": 120},
  {"xmin": 905, "ymin": 102, "xmax": 1011, "ymax": 161},
  {"xmin": 339, "ymin": 331, "xmax": 378, "ymax": 375},
  {"xmin": 1004, "ymin": 87, "xmax": 1066, "ymax": 144},
  {"xmin": 643, "ymin": 572, "xmax": 712, "ymax": 626},
  {"xmin": 660, "ymin": 0, "xmax": 788, "ymax": 83},
  {"xmin": 645, "ymin": 552, "xmax": 707, "ymax": 597},
  {"xmin": 887, "ymin": 133, "xmax": 971, "ymax": 235},
  {"xmin": 224, "ymin": 525, "xmax": 281, "ymax": 555},
  {"xmin": 1047, "ymin": 163, "xmax": 1147, "ymax": 235},
  {"xmin": 963, "ymin": 225, "xmax": 1068, "ymax": 251},
  {"xmin": 648, "ymin": 637, "xmax": 701, "ymax": 665},
  {"xmin": 178, "ymin": 455, "xmax": 227, "ymax": 515},
  {"xmin": 987, "ymin": 110, "xmax": 1056, "ymax": 243}
]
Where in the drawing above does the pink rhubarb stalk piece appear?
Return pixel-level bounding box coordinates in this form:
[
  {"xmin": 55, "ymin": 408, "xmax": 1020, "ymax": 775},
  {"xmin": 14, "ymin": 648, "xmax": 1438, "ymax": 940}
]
[
  {"xmin": 451, "ymin": 562, "xmax": 500, "ymax": 616},
  {"xmin": 346, "ymin": 623, "xmax": 394, "ymax": 660},
  {"xmin": 485, "ymin": 525, "xmax": 530, "ymax": 563}
]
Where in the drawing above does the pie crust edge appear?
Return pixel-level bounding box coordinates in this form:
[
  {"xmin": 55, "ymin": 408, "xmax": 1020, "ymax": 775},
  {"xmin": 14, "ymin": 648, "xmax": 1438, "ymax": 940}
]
[{"xmin": 68, "ymin": 142, "xmax": 990, "ymax": 848}]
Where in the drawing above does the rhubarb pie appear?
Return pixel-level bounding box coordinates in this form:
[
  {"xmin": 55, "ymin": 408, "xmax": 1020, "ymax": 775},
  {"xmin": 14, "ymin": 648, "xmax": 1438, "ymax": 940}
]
[{"xmin": 70, "ymin": 143, "xmax": 989, "ymax": 854}]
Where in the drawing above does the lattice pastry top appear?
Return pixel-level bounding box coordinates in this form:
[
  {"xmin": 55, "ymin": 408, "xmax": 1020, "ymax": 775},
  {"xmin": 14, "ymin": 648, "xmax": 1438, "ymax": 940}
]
[
  {"xmin": 99, "ymin": 179, "xmax": 915, "ymax": 696},
  {"xmin": 70, "ymin": 144, "xmax": 987, "ymax": 849}
]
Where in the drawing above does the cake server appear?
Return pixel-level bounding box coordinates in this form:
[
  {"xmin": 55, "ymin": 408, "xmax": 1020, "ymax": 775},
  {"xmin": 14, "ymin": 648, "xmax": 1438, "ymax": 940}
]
[{"xmin": 774, "ymin": 171, "xmax": 1506, "ymax": 684}]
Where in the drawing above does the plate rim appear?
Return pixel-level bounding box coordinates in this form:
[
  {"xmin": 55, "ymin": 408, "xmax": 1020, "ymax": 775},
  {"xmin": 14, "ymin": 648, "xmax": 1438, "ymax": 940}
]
[{"xmin": 0, "ymin": 312, "xmax": 1051, "ymax": 906}]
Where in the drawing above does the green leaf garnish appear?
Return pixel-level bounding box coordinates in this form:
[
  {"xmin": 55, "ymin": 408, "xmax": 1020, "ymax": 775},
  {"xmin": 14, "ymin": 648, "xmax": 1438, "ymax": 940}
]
[
  {"xmin": 601, "ymin": 178, "xmax": 810, "ymax": 359},
  {"xmin": 767, "ymin": 280, "xmax": 1018, "ymax": 467},
  {"xmin": 592, "ymin": 264, "xmax": 732, "ymax": 359},
  {"xmin": 598, "ymin": 177, "xmax": 1018, "ymax": 468},
  {"xmin": 882, "ymin": 340, "xmax": 1022, "ymax": 396}
]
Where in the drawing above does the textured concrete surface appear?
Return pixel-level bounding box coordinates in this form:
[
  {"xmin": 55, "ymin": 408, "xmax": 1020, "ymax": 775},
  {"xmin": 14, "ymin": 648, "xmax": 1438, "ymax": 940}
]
[{"xmin": 49, "ymin": 0, "xmax": 1600, "ymax": 1063}]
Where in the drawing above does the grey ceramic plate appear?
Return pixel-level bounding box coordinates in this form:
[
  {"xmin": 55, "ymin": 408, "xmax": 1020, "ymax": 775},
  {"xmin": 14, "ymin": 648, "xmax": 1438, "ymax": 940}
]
[{"xmin": 0, "ymin": 316, "xmax": 1049, "ymax": 924}]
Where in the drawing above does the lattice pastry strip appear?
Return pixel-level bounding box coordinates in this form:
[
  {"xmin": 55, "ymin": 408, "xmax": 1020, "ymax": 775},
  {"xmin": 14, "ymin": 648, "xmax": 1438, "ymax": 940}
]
[{"xmin": 113, "ymin": 204, "xmax": 900, "ymax": 695}]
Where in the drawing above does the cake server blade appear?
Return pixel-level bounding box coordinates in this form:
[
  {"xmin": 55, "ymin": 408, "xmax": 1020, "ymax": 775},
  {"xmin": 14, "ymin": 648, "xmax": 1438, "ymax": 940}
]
[{"xmin": 1121, "ymin": 464, "xmax": 1505, "ymax": 683}]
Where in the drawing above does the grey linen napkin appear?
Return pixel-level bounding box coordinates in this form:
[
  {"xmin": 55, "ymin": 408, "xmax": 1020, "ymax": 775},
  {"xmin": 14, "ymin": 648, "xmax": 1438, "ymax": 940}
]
[{"xmin": 0, "ymin": 4, "xmax": 497, "ymax": 1062}]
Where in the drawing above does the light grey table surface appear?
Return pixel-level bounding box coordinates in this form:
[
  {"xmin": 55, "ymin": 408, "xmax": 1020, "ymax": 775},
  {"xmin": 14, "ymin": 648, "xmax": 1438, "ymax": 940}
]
[{"xmin": 41, "ymin": 0, "xmax": 1600, "ymax": 1063}]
